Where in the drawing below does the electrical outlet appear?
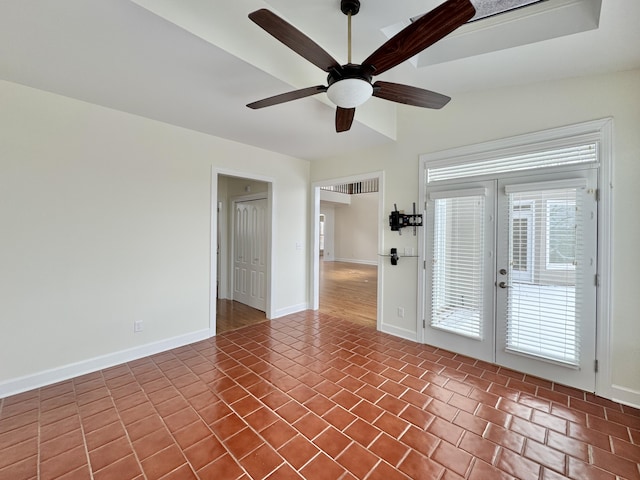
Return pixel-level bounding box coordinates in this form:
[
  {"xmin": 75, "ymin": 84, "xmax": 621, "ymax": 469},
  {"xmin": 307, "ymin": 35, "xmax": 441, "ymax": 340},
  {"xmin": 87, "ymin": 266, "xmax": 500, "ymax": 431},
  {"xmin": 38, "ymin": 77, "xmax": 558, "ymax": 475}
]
[
  {"xmin": 134, "ymin": 320, "xmax": 144, "ymax": 333},
  {"xmin": 397, "ymin": 307, "xmax": 405, "ymax": 318}
]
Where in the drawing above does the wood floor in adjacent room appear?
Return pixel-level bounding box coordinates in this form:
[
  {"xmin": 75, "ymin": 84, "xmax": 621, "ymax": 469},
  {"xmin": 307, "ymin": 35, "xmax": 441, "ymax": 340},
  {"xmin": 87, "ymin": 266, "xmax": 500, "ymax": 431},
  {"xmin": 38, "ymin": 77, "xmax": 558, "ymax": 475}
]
[
  {"xmin": 2, "ymin": 261, "xmax": 639, "ymax": 480},
  {"xmin": 319, "ymin": 261, "xmax": 377, "ymax": 328},
  {"xmin": 217, "ymin": 261, "xmax": 377, "ymax": 334}
]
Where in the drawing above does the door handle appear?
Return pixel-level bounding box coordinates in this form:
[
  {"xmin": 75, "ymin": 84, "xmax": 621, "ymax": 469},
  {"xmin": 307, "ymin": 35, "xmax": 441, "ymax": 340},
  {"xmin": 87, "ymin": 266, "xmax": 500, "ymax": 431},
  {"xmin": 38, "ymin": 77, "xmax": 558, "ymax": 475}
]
[{"xmin": 498, "ymin": 281, "xmax": 510, "ymax": 289}]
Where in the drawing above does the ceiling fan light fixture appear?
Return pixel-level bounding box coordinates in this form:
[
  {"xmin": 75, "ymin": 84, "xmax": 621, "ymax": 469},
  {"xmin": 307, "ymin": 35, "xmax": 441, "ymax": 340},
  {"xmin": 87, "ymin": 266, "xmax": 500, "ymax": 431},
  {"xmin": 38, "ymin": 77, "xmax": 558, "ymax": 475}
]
[{"xmin": 327, "ymin": 78, "xmax": 373, "ymax": 108}]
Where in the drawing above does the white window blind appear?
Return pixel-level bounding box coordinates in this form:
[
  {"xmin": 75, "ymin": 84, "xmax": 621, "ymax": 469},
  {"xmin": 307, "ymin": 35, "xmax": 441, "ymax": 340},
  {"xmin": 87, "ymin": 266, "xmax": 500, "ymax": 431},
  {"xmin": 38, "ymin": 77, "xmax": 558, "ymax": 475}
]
[
  {"xmin": 505, "ymin": 184, "xmax": 584, "ymax": 365},
  {"xmin": 428, "ymin": 143, "xmax": 597, "ymax": 183},
  {"xmin": 430, "ymin": 192, "xmax": 485, "ymax": 339}
]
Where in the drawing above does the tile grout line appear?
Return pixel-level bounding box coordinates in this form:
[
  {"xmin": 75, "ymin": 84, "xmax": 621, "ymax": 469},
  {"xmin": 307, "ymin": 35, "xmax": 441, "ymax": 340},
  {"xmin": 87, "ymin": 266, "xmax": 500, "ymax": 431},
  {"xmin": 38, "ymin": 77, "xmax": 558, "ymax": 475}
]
[
  {"xmin": 36, "ymin": 387, "xmax": 41, "ymax": 480},
  {"xmin": 144, "ymin": 352, "xmax": 205, "ymax": 478},
  {"xmin": 72, "ymin": 377, "xmax": 95, "ymax": 480},
  {"xmin": 104, "ymin": 363, "xmax": 152, "ymax": 480}
]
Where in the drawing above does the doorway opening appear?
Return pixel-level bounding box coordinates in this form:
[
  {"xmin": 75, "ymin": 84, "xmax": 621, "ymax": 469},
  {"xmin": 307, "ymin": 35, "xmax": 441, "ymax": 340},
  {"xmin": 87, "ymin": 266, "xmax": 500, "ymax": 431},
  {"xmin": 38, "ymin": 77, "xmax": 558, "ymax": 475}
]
[
  {"xmin": 311, "ymin": 173, "xmax": 384, "ymax": 329},
  {"xmin": 213, "ymin": 172, "xmax": 274, "ymax": 334}
]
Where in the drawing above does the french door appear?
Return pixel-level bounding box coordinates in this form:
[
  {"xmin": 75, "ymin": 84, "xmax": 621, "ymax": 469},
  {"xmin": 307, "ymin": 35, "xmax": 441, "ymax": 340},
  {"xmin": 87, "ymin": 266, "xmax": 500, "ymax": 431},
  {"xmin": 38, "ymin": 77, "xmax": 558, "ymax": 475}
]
[
  {"xmin": 424, "ymin": 169, "xmax": 598, "ymax": 390},
  {"xmin": 425, "ymin": 180, "xmax": 496, "ymax": 363}
]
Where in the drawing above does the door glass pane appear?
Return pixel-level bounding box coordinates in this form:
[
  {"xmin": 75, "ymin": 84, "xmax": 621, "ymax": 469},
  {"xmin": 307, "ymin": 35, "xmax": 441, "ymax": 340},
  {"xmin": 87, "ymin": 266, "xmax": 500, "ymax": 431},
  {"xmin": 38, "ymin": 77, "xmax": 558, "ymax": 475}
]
[
  {"xmin": 546, "ymin": 201, "xmax": 576, "ymax": 268},
  {"xmin": 506, "ymin": 187, "xmax": 582, "ymax": 365},
  {"xmin": 430, "ymin": 195, "xmax": 485, "ymax": 339},
  {"xmin": 511, "ymin": 203, "xmax": 534, "ymax": 282},
  {"xmin": 512, "ymin": 218, "xmax": 528, "ymax": 271}
]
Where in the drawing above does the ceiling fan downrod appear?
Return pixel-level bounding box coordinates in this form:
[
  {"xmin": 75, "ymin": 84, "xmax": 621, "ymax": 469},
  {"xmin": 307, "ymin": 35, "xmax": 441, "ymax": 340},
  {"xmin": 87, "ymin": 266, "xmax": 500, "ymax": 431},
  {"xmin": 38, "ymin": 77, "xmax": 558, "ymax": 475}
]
[{"xmin": 341, "ymin": 0, "xmax": 360, "ymax": 64}]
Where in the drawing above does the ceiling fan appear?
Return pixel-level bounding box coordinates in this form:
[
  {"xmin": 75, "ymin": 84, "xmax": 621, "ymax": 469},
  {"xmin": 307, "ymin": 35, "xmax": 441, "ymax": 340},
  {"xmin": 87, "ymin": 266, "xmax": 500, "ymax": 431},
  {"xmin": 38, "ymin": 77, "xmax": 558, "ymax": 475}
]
[{"xmin": 246, "ymin": 0, "xmax": 476, "ymax": 132}]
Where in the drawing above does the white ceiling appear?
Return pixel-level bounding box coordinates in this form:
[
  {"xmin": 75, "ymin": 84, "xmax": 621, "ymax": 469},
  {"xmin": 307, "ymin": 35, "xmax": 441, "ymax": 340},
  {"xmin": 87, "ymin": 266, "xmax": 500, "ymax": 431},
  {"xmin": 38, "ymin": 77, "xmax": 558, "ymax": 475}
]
[{"xmin": 0, "ymin": 0, "xmax": 638, "ymax": 161}]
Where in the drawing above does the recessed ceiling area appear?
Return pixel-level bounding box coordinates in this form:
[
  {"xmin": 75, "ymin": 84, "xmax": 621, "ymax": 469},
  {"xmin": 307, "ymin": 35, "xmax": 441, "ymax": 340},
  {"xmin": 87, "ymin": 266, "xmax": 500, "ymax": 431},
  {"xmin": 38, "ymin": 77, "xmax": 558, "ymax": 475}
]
[
  {"xmin": 397, "ymin": 0, "xmax": 604, "ymax": 66},
  {"xmin": 259, "ymin": 0, "xmax": 636, "ymax": 95},
  {"xmin": 466, "ymin": 0, "xmax": 546, "ymax": 20}
]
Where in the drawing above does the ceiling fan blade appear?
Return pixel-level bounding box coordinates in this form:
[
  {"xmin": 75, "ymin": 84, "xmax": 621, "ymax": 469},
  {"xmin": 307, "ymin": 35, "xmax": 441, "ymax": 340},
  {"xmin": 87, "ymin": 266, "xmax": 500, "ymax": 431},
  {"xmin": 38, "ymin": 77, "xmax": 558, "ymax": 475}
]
[
  {"xmin": 247, "ymin": 85, "xmax": 327, "ymax": 109},
  {"xmin": 362, "ymin": 0, "xmax": 475, "ymax": 76},
  {"xmin": 249, "ymin": 9, "xmax": 341, "ymax": 72},
  {"xmin": 373, "ymin": 81, "xmax": 450, "ymax": 109},
  {"xmin": 336, "ymin": 107, "xmax": 355, "ymax": 132}
]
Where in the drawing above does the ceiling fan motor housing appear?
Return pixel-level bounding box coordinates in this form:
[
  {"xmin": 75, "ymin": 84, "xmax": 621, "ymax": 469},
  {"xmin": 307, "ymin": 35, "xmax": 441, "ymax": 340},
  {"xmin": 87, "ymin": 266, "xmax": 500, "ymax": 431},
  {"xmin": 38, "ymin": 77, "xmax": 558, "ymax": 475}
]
[
  {"xmin": 340, "ymin": 0, "xmax": 360, "ymax": 16},
  {"xmin": 327, "ymin": 64, "xmax": 372, "ymax": 87},
  {"xmin": 327, "ymin": 64, "xmax": 373, "ymax": 108}
]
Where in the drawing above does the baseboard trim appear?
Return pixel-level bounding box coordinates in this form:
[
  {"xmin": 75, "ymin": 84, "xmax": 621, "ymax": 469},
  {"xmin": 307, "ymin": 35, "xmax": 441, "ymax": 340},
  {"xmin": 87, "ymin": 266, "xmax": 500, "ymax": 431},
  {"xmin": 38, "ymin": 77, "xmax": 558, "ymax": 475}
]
[
  {"xmin": 380, "ymin": 323, "xmax": 418, "ymax": 342},
  {"xmin": 272, "ymin": 303, "xmax": 308, "ymax": 319},
  {"xmin": 333, "ymin": 258, "xmax": 378, "ymax": 266},
  {"xmin": 0, "ymin": 329, "xmax": 211, "ymax": 399},
  {"xmin": 609, "ymin": 384, "xmax": 640, "ymax": 410}
]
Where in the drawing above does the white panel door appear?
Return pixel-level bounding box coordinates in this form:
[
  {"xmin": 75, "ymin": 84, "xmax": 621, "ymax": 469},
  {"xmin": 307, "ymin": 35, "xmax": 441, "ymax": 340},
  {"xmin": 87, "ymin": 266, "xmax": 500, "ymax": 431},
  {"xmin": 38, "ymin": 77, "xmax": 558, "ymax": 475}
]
[
  {"xmin": 233, "ymin": 198, "xmax": 267, "ymax": 312},
  {"xmin": 495, "ymin": 170, "xmax": 598, "ymax": 391}
]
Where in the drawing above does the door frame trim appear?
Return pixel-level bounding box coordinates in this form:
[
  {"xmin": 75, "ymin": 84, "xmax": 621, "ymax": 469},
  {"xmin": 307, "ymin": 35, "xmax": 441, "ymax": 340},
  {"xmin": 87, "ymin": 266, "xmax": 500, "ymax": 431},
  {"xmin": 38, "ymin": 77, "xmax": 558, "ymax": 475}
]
[
  {"xmin": 418, "ymin": 118, "xmax": 616, "ymax": 400},
  {"xmin": 310, "ymin": 171, "xmax": 384, "ymax": 331},
  {"xmin": 211, "ymin": 168, "xmax": 275, "ymax": 337}
]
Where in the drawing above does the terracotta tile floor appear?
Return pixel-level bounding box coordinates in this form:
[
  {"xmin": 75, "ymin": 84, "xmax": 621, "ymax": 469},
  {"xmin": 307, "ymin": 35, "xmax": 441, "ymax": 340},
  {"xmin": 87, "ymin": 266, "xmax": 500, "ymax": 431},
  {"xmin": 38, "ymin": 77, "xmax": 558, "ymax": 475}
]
[{"xmin": 1, "ymin": 311, "xmax": 639, "ymax": 480}]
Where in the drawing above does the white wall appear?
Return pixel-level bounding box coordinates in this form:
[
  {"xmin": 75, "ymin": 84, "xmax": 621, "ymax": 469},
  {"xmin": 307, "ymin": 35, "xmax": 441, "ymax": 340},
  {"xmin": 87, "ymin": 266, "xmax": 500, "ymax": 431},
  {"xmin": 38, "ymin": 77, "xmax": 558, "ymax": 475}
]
[
  {"xmin": 334, "ymin": 192, "xmax": 379, "ymax": 264},
  {"xmin": 0, "ymin": 80, "xmax": 309, "ymax": 394},
  {"xmin": 310, "ymin": 69, "xmax": 640, "ymax": 404}
]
